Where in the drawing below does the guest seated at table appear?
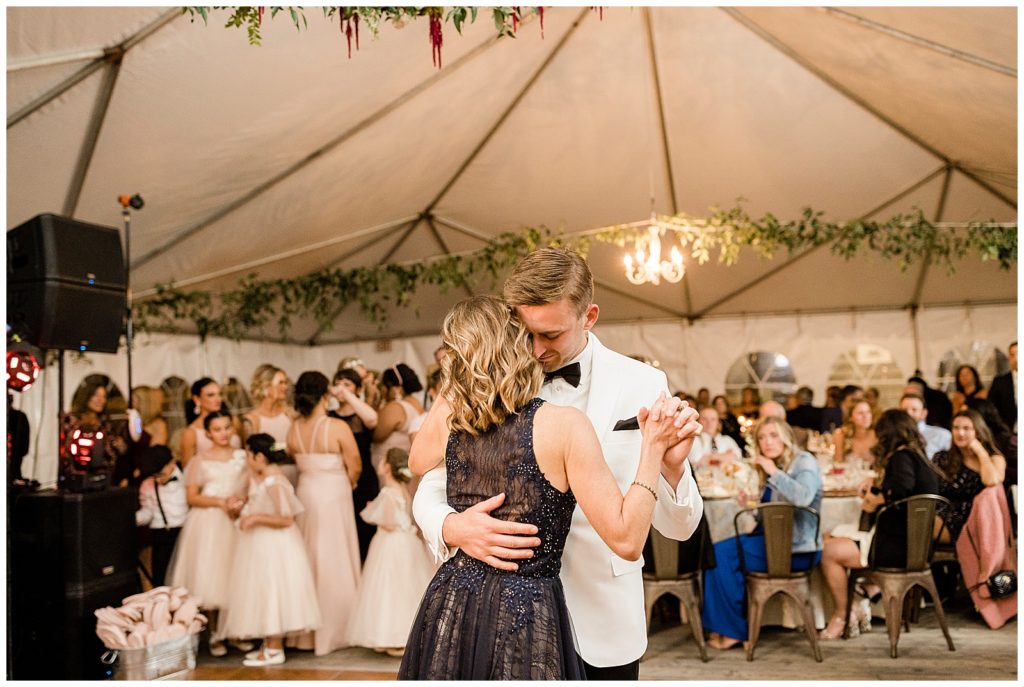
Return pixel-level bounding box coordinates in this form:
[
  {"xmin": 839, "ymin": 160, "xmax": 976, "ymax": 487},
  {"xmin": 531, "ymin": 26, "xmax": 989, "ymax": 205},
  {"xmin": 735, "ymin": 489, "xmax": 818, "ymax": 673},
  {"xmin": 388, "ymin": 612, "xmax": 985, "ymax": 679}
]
[
  {"xmin": 697, "ymin": 387, "xmax": 711, "ymax": 409},
  {"xmin": 899, "ymin": 392, "xmax": 950, "ymax": 461},
  {"xmin": 737, "ymin": 386, "xmax": 761, "ymax": 421},
  {"xmin": 787, "ymin": 386, "xmax": 823, "ymax": 432},
  {"xmin": 687, "ymin": 406, "xmax": 742, "ymax": 468},
  {"xmin": 819, "ymin": 410, "xmax": 945, "ymax": 640},
  {"xmin": 832, "ymin": 399, "xmax": 876, "ymax": 464},
  {"xmin": 702, "ymin": 417, "xmax": 823, "ymax": 650},
  {"xmin": 714, "ymin": 395, "xmax": 744, "ymax": 447},
  {"xmin": 935, "ymin": 409, "xmax": 1006, "ymax": 544},
  {"xmin": 950, "ymin": 365, "xmax": 987, "ymax": 415},
  {"xmin": 906, "ymin": 374, "xmax": 953, "ymax": 431},
  {"xmin": 820, "ymin": 385, "xmax": 844, "ymax": 433},
  {"xmin": 964, "ymin": 398, "xmax": 1017, "ymax": 490}
]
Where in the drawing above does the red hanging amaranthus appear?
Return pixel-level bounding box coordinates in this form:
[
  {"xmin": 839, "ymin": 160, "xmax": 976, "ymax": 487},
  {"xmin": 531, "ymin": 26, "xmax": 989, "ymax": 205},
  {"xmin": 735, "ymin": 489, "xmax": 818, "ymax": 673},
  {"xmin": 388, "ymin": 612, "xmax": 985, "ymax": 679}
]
[
  {"xmin": 338, "ymin": 8, "xmax": 361, "ymax": 59},
  {"xmin": 428, "ymin": 10, "xmax": 443, "ymax": 68},
  {"xmin": 257, "ymin": 5, "xmax": 264, "ymax": 26},
  {"xmin": 538, "ymin": 6, "xmax": 544, "ymax": 38}
]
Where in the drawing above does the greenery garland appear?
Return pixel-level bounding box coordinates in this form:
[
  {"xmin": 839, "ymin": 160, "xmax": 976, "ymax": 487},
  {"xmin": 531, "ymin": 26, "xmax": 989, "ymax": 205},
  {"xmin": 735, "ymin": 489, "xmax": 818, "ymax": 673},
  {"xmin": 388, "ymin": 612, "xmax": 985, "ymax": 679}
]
[
  {"xmin": 133, "ymin": 207, "xmax": 1016, "ymax": 342},
  {"xmin": 183, "ymin": 6, "xmax": 553, "ymax": 65}
]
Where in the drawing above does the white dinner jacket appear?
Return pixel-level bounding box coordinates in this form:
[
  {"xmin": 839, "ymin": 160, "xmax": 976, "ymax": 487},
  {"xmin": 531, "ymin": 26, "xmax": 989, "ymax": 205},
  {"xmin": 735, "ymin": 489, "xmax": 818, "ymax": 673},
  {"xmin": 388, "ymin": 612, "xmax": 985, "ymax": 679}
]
[{"xmin": 412, "ymin": 333, "xmax": 704, "ymax": 667}]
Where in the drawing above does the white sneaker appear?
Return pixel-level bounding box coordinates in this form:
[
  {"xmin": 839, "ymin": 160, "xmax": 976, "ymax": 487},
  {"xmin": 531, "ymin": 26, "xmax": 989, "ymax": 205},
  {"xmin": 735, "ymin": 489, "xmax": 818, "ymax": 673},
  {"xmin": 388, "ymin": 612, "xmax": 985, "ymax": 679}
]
[{"xmin": 242, "ymin": 649, "xmax": 285, "ymax": 667}]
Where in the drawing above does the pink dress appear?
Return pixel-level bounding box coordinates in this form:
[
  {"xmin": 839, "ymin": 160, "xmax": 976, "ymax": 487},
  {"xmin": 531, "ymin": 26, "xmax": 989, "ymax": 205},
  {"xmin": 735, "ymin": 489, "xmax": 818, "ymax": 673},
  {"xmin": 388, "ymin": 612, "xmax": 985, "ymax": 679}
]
[
  {"xmin": 166, "ymin": 449, "xmax": 248, "ymax": 638},
  {"xmin": 287, "ymin": 415, "xmax": 361, "ymax": 655},
  {"xmin": 370, "ymin": 399, "xmax": 421, "ymax": 472}
]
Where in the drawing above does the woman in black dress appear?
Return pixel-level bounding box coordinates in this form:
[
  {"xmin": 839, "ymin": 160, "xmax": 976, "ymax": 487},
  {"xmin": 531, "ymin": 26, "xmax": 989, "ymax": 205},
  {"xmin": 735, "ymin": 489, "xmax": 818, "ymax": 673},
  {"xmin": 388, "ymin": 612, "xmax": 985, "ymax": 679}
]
[
  {"xmin": 934, "ymin": 409, "xmax": 1006, "ymax": 543},
  {"xmin": 398, "ymin": 296, "xmax": 698, "ymax": 680},
  {"xmin": 819, "ymin": 409, "xmax": 945, "ymax": 639},
  {"xmin": 329, "ymin": 368, "xmax": 381, "ymax": 561}
]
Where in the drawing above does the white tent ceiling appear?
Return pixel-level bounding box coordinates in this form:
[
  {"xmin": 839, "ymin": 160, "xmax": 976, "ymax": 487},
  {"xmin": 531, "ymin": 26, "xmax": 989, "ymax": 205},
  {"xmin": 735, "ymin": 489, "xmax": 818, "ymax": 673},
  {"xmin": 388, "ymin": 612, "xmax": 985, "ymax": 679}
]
[{"xmin": 7, "ymin": 6, "xmax": 1017, "ymax": 345}]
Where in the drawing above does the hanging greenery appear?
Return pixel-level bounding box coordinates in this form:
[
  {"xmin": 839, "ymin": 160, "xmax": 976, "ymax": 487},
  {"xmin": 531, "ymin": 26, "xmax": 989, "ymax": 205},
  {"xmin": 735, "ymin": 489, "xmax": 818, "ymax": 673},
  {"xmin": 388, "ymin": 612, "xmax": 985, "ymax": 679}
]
[
  {"xmin": 133, "ymin": 207, "xmax": 1016, "ymax": 342},
  {"xmin": 183, "ymin": 6, "xmax": 556, "ymax": 66}
]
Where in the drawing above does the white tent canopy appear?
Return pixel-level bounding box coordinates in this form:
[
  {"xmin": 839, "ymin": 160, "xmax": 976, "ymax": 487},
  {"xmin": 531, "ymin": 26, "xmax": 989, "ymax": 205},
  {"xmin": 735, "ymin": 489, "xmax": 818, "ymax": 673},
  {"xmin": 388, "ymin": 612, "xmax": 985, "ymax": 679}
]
[{"xmin": 7, "ymin": 6, "xmax": 1017, "ymax": 484}]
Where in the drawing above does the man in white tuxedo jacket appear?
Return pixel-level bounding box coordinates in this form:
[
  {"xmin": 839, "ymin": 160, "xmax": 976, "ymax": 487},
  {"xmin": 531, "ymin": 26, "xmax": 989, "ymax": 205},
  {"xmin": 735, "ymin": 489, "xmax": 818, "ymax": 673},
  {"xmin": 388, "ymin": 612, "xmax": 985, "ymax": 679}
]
[{"xmin": 412, "ymin": 248, "xmax": 704, "ymax": 680}]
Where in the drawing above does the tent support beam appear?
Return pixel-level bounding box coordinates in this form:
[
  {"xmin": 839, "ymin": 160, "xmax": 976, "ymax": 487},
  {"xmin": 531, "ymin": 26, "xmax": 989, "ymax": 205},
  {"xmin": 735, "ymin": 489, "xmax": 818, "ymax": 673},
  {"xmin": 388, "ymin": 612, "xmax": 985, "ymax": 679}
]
[
  {"xmin": 425, "ymin": 216, "xmax": 475, "ymax": 298},
  {"xmin": 433, "ymin": 215, "xmax": 687, "ymax": 319},
  {"xmin": 7, "ymin": 9, "xmax": 179, "ymax": 129},
  {"xmin": 63, "ymin": 57, "xmax": 122, "ymax": 217},
  {"xmin": 134, "ymin": 215, "xmax": 420, "ymax": 297},
  {"xmin": 421, "ymin": 7, "xmax": 590, "ymax": 215},
  {"xmin": 642, "ymin": 7, "xmax": 694, "ymax": 318},
  {"xmin": 910, "ymin": 165, "xmax": 953, "ymax": 309},
  {"xmin": 306, "ymin": 219, "xmax": 423, "ymax": 345},
  {"xmin": 952, "ymin": 164, "xmax": 1017, "ymax": 210},
  {"xmin": 822, "ymin": 8, "xmax": 1016, "ymax": 77},
  {"xmin": 726, "ymin": 8, "xmax": 1018, "ymax": 210},
  {"xmin": 722, "ymin": 9, "xmax": 1017, "ymax": 203},
  {"xmin": 692, "ymin": 164, "xmax": 952, "ymax": 320},
  {"xmin": 132, "ymin": 30, "xmax": 506, "ymax": 271}
]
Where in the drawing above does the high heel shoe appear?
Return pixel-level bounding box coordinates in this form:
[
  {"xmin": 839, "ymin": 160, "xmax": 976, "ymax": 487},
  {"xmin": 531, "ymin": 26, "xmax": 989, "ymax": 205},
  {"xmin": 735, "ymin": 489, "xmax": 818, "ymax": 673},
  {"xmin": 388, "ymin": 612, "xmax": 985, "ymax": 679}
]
[
  {"xmin": 209, "ymin": 639, "xmax": 227, "ymax": 657},
  {"xmin": 819, "ymin": 615, "xmax": 855, "ymax": 641}
]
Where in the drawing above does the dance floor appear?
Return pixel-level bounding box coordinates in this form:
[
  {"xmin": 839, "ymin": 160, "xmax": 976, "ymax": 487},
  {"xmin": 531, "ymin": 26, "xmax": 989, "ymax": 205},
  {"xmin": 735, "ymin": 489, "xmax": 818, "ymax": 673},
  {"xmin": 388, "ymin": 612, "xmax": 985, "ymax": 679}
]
[{"xmin": 185, "ymin": 595, "xmax": 1016, "ymax": 681}]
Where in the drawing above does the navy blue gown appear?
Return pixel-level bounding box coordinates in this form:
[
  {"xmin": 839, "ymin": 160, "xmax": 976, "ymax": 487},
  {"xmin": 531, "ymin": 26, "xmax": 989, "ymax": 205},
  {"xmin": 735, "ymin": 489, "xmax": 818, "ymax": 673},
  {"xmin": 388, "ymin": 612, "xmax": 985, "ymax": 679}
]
[{"xmin": 399, "ymin": 398, "xmax": 585, "ymax": 680}]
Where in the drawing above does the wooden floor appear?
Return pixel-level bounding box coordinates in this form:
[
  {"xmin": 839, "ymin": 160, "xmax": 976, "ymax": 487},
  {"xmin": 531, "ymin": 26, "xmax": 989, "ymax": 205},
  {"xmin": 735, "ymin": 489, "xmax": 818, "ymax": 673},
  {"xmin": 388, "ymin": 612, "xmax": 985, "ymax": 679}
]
[{"xmin": 182, "ymin": 595, "xmax": 1016, "ymax": 680}]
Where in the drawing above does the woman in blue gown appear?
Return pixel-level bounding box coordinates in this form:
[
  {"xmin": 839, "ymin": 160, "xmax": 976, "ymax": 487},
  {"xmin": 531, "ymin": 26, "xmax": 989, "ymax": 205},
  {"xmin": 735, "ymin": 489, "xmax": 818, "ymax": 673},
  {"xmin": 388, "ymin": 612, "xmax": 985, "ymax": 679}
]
[{"xmin": 703, "ymin": 416, "xmax": 823, "ymax": 650}]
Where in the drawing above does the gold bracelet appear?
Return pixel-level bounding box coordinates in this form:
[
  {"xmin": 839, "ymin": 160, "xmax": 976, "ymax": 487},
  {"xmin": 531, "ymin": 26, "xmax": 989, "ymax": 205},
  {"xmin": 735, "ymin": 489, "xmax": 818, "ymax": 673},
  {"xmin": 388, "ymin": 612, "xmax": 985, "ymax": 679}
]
[{"xmin": 631, "ymin": 480, "xmax": 658, "ymax": 501}]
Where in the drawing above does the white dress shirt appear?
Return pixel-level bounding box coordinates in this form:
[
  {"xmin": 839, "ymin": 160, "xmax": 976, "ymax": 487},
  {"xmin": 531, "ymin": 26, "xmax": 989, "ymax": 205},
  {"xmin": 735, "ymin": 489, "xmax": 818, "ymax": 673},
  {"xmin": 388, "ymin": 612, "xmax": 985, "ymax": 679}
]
[
  {"xmin": 686, "ymin": 431, "xmax": 742, "ymax": 467},
  {"xmin": 917, "ymin": 420, "xmax": 952, "ymax": 461},
  {"xmin": 136, "ymin": 466, "xmax": 188, "ymax": 529},
  {"xmin": 538, "ymin": 335, "xmax": 594, "ymax": 412}
]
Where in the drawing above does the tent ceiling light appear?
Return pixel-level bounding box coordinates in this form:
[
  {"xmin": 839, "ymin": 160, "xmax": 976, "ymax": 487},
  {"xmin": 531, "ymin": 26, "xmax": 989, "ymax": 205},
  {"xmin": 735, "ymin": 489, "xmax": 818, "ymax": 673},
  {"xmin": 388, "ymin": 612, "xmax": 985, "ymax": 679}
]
[{"xmin": 623, "ymin": 217, "xmax": 684, "ymax": 286}]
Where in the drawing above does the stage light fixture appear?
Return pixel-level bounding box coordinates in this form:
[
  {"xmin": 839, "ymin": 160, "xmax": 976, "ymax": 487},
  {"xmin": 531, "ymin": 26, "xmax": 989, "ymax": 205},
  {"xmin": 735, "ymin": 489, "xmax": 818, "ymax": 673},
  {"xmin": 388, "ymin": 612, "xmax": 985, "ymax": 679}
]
[{"xmin": 6, "ymin": 349, "xmax": 41, "ymax": 392}]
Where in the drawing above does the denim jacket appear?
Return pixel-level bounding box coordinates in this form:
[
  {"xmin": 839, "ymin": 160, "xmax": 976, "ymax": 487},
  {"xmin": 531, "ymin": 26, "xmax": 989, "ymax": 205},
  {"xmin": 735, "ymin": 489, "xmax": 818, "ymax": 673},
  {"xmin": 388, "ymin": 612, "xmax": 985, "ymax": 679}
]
[{"xmin": 764, "ymin": 450, "xmax": 823, "ymax": 553}]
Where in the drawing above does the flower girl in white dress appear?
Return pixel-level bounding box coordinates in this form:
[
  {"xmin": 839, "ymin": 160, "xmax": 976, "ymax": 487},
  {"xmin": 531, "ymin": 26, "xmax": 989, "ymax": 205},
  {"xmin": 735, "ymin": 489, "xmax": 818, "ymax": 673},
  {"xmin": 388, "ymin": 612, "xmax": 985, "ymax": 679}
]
[
  {"xmin": 347, "ymin": 447, "xmax": 435, "ymax": 656},
  {"xmin": 219, "ymin": 434, "xmax": 321, "ymax": 667}
]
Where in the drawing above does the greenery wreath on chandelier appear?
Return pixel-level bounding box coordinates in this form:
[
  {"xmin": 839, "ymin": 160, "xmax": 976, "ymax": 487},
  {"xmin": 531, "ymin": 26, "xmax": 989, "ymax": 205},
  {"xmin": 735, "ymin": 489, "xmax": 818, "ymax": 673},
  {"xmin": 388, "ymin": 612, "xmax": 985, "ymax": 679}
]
[{"xmin": 134, "ymin": 206, "xmax": 1016, "ymax": 341}]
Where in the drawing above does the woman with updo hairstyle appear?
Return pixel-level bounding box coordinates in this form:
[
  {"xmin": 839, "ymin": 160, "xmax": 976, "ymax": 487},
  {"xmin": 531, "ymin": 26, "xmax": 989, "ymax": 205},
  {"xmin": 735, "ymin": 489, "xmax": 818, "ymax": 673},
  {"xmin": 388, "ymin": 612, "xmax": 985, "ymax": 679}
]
[
  {"xmin": 950, "ymin": 364, "xmax": 988, "ymax": 414},
  {"xmin": 243, "ymin": 365, "xmax": 297, "ymax": 487},
  {"xmin": 372, "ymin": 363, "xmax": 425, "ymax": 481},
  {"xmin": 181, "ymin": 377, "xmax": 240, "ymax": 466},
  {"xmin": 285, "ymin": 371, "xmax": 363, "ymax": 656}
]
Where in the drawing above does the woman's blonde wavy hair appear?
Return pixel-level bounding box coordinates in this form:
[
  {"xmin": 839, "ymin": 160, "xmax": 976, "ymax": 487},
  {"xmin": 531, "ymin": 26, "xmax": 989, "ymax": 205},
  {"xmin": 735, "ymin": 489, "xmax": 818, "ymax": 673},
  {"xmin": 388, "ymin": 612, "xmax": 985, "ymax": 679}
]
[
  {"xmin": 752, "ymin": 416, "xmax": 797, "ymax": 483},
  {"xmin": 440, "ymin": 295, "xmax": 543, "ymax": 436},
  {"xmin": 250, "ymin": 364, "xmax": 284, "ymax": 403}
]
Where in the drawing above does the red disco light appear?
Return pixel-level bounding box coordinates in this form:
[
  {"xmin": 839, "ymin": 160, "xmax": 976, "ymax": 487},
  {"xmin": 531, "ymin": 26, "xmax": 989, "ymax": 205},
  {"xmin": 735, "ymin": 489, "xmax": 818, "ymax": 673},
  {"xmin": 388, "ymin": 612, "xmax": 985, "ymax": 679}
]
[{"xmin": 6, "ymin": 350, "xmax": 40, "ymax": 392}]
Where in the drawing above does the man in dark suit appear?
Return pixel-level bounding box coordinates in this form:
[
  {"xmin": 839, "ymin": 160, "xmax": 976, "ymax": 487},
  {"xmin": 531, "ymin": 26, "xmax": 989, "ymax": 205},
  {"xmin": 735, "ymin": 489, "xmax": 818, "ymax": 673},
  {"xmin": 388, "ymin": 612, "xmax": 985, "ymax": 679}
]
[
  {"xmin": 989, "ymin": 341, "xmax": 1017, "ymax": 431},
  {"xmin": 787, "ymin": 386, "xmax": 822, "ymax": 431},
  {"xmin": 907, "ymin": 374, "xmax": 953, "ymax": 429}
]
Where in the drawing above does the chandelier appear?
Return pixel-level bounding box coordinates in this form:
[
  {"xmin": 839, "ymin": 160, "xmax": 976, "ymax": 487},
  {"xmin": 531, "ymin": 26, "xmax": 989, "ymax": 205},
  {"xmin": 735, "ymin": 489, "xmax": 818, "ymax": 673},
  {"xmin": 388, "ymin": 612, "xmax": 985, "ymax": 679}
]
[{"xmin": 623, "ymin": 216, "xmax": 685, "ymax": 285}]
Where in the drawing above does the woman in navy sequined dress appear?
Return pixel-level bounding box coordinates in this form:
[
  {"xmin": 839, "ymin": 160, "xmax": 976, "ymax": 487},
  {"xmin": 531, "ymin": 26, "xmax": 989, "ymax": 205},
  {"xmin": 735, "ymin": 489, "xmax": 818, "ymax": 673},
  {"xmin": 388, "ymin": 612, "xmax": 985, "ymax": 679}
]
[{"xmin": 398, "ymin": 296, "xmax": 698, "ymax": 680}]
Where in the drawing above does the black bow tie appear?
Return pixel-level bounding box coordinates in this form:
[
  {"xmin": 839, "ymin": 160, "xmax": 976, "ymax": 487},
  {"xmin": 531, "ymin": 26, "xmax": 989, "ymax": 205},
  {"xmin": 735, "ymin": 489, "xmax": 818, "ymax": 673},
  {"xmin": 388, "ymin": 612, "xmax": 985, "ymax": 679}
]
[{"xmin": 544, "ymin": 362, "xmax": 582, "ymax": 388}]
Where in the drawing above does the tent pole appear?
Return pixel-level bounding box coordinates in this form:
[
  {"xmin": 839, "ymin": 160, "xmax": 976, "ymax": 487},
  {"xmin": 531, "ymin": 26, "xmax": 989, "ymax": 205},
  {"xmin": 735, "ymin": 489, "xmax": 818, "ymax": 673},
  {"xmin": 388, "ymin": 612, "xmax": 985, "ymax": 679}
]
[
  {"xmin": 132, "ymin": 26, "xmax": 507, "ymax": 272},
  {"xmin": 822, "ymin": 8, "xmax": 1016, "ymax": 77},
  {"xmin": 421, "ymin": 7, "xmax": 590, "ymax": 215},
  {"xmin": 425, "ymin": 216, "xmax": 475, "ymax": 298},
  {"xmin": 642, "ymin": 7, "xmax": 693, "ymax": 317},
  {"xmin": 63, "ymin": 57, "xmax": 122, "ymax": 217}
]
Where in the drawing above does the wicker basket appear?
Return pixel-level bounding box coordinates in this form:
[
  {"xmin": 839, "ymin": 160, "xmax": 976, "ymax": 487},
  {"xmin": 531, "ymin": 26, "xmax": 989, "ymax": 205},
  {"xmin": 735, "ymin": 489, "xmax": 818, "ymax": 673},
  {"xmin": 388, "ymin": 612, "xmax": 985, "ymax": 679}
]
[{"xmin": 100, "ymin": 632, "xmax": 201, "ymax": 680}]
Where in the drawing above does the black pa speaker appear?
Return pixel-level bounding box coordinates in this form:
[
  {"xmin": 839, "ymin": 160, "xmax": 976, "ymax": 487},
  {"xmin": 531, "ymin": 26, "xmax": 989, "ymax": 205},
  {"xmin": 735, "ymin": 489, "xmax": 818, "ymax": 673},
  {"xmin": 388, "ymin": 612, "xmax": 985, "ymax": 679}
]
[
  {"xmin": 7, "ymin": 213, "xmax": 126, "ymax": 353},
  {"xmin": 9, "ymin": 488, "xmax": 141, "ymax": 680}
]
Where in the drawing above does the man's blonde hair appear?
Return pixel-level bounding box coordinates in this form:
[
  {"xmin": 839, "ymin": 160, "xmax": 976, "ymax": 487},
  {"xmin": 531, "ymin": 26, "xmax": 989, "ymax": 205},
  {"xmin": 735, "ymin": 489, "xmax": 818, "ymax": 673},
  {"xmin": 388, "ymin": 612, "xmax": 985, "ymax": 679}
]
[
  {"xmin": 440, "ymin": 295, "xmax": 543, "ymax": 436},
  {"xmin": 503, "ymin": 247, "xmax": 594, "ymax": 316}
]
